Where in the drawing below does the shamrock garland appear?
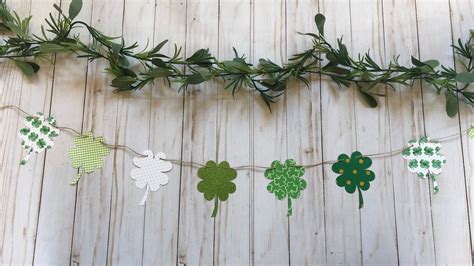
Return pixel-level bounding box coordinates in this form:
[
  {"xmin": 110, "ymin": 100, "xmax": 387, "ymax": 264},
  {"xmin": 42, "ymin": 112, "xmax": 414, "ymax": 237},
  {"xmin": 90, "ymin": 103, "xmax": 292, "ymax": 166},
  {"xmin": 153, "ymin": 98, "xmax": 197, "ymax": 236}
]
[
  {"xmin": 18, "ymin": 112, "xmax": 60, "ymax": 165},
  {"xmin": 197, "ymin": 161, "xmax": 237, "ymax": 217},
  {"xmin": 332, "ymin": 151, "xmax": 375, "ymax": 209},
  {"xmin": 130, "ymin": 150, "xmax": 172, "ymax": 205},
  {"xmin": 402, "ymin": 136, "xmax": 446, "ymax": 193},
  {"xmin": 264, "ymin": 159, "xmax": 307, "ymax": 216},
  {"xmin": 68, "ymin": 132, "xmax": 110, "ymax": 185}
]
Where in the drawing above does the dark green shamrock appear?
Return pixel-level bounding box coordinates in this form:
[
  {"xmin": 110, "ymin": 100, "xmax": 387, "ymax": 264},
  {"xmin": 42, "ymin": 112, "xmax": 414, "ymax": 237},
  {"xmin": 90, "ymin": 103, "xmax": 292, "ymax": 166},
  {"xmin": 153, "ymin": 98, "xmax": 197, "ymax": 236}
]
[
  {"xmin": 332, "ymin": 151, "xmax": 375, "ymax": 209},
  {"xmin": 197, "ymin": 161, "xmax": 237, "ymax": 217},
  {"xmin": 264, "ymin": 159, "xmax": 307, "ymax": 216}
]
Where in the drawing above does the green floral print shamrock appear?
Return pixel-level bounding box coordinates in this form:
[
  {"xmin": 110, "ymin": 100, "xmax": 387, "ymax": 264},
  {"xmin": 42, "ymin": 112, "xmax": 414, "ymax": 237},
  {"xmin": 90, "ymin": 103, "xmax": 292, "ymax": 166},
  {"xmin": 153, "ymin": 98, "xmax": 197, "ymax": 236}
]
[
  {"xmin": 197, "ymin": 160, "xmax": 237, "ymax": 217},
  {"xmin": 332, "ymin": 151, "xmax": 375, "ymax": 209},
  {"xmin": 402, "ymin": 136, "xmax": 445, "ymax": 193},
  {"xmin": 68, "ymin": 132, "xmax": 110, "ymax": 185},
  {"xmin": 18, "ymin": 112, "xmax": 60, "ymax": 165},
  {"xmin": 264, "ymin": 159, "xmax": 307, "ymax": 216}
]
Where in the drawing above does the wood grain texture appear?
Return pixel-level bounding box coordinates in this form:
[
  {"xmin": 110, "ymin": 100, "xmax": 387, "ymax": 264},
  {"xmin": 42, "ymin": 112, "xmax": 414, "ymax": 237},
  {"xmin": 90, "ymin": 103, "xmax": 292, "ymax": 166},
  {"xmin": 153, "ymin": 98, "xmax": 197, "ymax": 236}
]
[
  {"xmin": 383, "ymin": 0, "xmax": 436, "ymax": 263},
  {"xmin": 177, "ymin": 0, "xmax": 218, "ymax": 264},
  {"xmin": 319, "ymin": 0, "xmax": 361, "ymax": 264},
  {"xmin": 416, "ymin": 0, "xmax": 472, "ymax": 264},
  {"xmin": 0, "ymin": 0, "xmax": 473, "ymax": 264},
  {"xmin": 141, "ymin": 0, "xmax": 186, "ymax": 264},
  {"xmin": 252, "ymin": 0, "xmax": 289, "ymax": 264}
]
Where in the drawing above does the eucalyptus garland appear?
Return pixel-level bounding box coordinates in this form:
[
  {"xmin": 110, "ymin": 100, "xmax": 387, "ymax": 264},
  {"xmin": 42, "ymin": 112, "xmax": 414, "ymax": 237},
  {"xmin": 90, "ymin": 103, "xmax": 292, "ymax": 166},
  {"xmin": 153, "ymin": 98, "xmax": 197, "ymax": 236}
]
[{"xmin": 0, "ymin": 0, "xmax": 473, "ymax": 115}]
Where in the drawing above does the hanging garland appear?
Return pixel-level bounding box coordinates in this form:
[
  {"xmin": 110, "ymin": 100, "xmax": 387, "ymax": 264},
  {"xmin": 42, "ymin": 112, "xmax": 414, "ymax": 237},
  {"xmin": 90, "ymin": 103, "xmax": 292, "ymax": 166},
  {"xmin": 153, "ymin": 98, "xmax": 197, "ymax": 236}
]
[
  {"xmin": 0, "ymin": 0, "xmax": 473, "ymax": 115},
  {"xmin": 3, "ymin": 106, "xmax": 472, "ymax": 216}
]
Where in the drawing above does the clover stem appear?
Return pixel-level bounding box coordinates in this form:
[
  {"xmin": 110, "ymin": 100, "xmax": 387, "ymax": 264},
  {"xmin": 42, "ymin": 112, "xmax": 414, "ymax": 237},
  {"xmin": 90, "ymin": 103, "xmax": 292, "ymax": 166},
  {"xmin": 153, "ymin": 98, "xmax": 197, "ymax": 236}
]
[
  {"xmin": 357, "ymin": 187, "xmax": 364, "ymax": 209},
  {"xmin": 287, "ymin": 198, "xmax": 293, "ymax": 217},
  {"xmin": 211, "ymin": 197, "xmax": 219, "ymax": 217},
  {"xmin": 138, "ymin": 184, "xmax": 150, "ymax": 206},
  {"xmin": 71, "ymin": 167, "xmax": 84, "ymax": 186}
]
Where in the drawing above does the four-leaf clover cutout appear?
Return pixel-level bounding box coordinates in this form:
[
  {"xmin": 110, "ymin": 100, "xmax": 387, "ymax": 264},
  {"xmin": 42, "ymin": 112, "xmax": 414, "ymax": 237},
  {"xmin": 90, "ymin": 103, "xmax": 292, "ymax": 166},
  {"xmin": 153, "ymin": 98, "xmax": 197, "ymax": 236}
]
[
  {"xmin": 197, "ymin": 160, "xmax": 237, "ymax": 217},
  {"xmin": 332, "ymin": 151, "xmax": 375, "ymax": 209},
  {"xmin": 131, "ymin": 150, "xmax": 172, "ymax": 205},
  {"xmin": 68, "ymin": 132, "xmax": 110, "ymax": 185},
  {"xmin": 264, "ymin": 159, "xmax": 307, "ymax": 216},
  {"xmin": 18, "ymin": 112, "xmax": 60, "ymax": 165},
  {"xmin": 402, "ymin": 136, "xmax": 446, "ymax": 193}
]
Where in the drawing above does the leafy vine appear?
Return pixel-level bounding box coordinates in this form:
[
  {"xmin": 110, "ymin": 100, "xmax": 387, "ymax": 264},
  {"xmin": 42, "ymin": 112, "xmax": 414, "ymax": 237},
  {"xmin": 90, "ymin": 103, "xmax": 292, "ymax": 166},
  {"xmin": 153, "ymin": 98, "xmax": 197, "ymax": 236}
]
[{"xmin": 0, "ymin": 0, "xmax": 473, "ymax": 115}]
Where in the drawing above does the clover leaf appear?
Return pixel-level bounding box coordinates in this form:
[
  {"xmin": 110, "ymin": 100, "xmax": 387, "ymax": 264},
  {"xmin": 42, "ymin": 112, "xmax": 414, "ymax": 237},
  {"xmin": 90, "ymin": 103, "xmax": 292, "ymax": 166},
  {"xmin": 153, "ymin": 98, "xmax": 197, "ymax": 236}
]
[
  {"xmin": 264, "ymin": 159, "xmax": 307, "ymax": 216},
  {"xmin": 332, "ymin": 151, "xmax": 375, "ymax": 208},
  {"xmin": 197, "ymin": 160, "xmax": 237, "ymax": 217},
  {"xmin": 402, "ymin": 136, "xmax": 446, "ymax": 193},
  {"xmin": 18, "ymin": 112, "xmax": 60, "ymax": 165},
  {"xmin": 68, "ymin": 132, "xmax": 110, "ymax": 185}
]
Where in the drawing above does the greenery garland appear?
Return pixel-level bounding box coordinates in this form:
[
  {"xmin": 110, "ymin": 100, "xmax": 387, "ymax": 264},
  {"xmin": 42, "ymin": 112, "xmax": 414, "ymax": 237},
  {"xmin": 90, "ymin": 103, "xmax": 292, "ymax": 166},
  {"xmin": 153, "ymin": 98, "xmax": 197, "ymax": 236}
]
[{"xmin": 0, "ymin": 0, "xmax": 473, "ymax": 116}]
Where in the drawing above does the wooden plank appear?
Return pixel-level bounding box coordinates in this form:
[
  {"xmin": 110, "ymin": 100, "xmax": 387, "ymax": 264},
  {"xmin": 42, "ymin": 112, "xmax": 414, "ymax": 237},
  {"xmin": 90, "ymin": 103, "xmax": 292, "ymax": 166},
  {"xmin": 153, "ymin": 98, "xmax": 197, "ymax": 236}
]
[
  {"xmin": 252, "ymin": 0, "xmax": 289, "ymax": 264},
  {"xmin": 318, "ymin": 0, "xmax": 361, "ymax": 264},
  {"xmin": 141, "ymin": 0, "xmax": 186, "ymax": 264},
  {"xmin": 1, "ymin": 0, "xmax": 59, "ymax": 263},
  {"xmin": 177, "ymin": 0, "xmax": 219, "ymax": 264},
  {"xmin": 415, "ymin": 0, "xmax": 472, "ymax": 263},
  {"xmin": 105, "ymin": 0, "xmax": 155, "ymax": 264},
  {"xmin": 214, "ymin": 0, "xmax": 251, "ymax": 264},
  {"xmin": 449, "ymin": 0, "xmax": 474, "ymax": 257},
  {"xmin": 0, "ymin": 0, "xmax": 36, "ymax": 264},
  {"xmin": 33, "ymin": 0, "xmax": 92, "ymax": 263},
  {"xmin": 382, "ymin": 0, "xmax": 436, "ymax": 263},
  {"xmin": 350, "ymin": 0, "xmax": 398, "ymax": 263},
  {"xmin": 70, "ymin": 0, "xmax": 125, "ymax": 264},
  {"xmin": 285, "ymin": 0, "xmax": 326, "ymax": 264}
]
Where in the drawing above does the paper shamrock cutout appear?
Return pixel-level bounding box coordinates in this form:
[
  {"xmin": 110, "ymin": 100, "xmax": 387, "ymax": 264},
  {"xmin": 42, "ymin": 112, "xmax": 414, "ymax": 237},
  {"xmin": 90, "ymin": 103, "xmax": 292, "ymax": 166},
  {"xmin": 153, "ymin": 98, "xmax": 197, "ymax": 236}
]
[
  {"xmin": 130, "ymin": 150, "xmax": 172, "ymax": 205},
  {"xmin": 197, "ymin": 160, "xmax": 237, "ymax": 217},
  {"xmin": 68, "ymin": 132, "xmax": 110, "ymax": 185},
  {"xmin": 468, "ymin": 123, "xmax": 474, "ymax": 139},
  {"xmin": 264, "ymin": 159, "xmax": 307, "ymax": 216},
  {"xmin": 402, "ymin": 136, "xmax": 446, "ymax": 193},
  {"xmin": 332, "ymin": 151, "xmax": 375, "ymax": 209},
  {"xmin": 18, "ymin": 112, "xmax": 60, "ymax": 165}
]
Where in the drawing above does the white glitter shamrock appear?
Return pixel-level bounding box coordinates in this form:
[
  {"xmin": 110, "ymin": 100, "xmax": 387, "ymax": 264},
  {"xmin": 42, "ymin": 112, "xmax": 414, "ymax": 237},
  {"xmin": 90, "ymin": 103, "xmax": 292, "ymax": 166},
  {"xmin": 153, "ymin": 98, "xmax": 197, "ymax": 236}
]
[{"xmin": 131, "ymin": 150, "xmax": 172, "ymax": 205}]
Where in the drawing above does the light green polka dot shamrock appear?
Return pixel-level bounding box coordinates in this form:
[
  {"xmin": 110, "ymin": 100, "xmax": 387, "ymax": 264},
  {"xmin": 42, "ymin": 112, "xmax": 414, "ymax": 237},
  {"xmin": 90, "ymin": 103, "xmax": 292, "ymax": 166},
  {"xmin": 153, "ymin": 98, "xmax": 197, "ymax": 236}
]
[
  {"xmin": 468, "ymin": 123, "xmax": 474, "ymax": 139},
  {"xmin": 402, "ymin": 136, "xmax": 446, "ymax": 193},
  {"xmin": 18, "ymin": 112, "xmax": 60, "ymax": 165},
  {"xmin": 264, "ymin": 159, "xmax": 307, "ymax": 216}
]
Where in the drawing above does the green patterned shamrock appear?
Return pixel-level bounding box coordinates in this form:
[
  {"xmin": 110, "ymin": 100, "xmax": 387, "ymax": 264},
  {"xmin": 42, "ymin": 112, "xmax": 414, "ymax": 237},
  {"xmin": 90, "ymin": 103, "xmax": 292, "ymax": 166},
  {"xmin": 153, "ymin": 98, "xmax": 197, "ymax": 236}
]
[
  {"xmin": 18, "ymin": 112, "xmax": 60, "ymax": 165},
  {"xmin": 468, "ymin": 123, "xmax": 474, "ymax": 140},
  {"xmin": 402, "ymin": 136, "xmax": 445, "ymax": 193},
  {"xmin": 197, "ymin": 161, "xmax": 237, "ymax": 217},
  {"xmin": 68, "ymin": 132, "xmax": 110, "ymax": 185},
  {"xmin": 332, "ymin": 151, "xmax": 375, "ymax": 209},
  {"xmin": 264, "ymin": 159, "xmax": 307, "ymax": 216}
]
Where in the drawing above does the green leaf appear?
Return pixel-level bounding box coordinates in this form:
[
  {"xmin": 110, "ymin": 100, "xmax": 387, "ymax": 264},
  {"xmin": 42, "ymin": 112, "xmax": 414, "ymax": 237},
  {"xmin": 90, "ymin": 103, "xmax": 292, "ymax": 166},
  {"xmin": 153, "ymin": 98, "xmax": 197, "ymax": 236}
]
[
  {"xmin": 455, "ymin": 72, "xmax": 474, "ymax": 83},
  {"xmin": 148, "ymin": 68, "xmax": 172, "ymax": 78},
  {"xmin": 411, "ymin": 56, "xmax": 424, "ymax": 67},
  {"xmin": 68, "ymin": 0, "xmax": 83, "ymax": 20},
  {"xmin": 359, "ymin": 90, "xmax": 378, "ymax": 108},
  {"xmin": 445, "ymin": 91, "xmax": 458, "ymax": 117},
  {"xmin": 186, "ymin": 72, "xmax": 210, "ymax": 85},
  {"xmin": 111, "ymin": 76, "xmax": 135, "ymax": 89},
  {"xmin": 314, "ymin": 14, "xmax": 326, "ymax": 36},
  {"xmin": 151, "ymin": 58, "xmax": 166, "ymax": 68},
  {"xmin": 38, "ymin": 43, "xmax": 65, "ymax": 54},
  {"xmin": 423, "ymin": 59, "xmax": 439, "ymax": 69},
  {"xmin": 14, "ymin": 60, "xmax": 39, "ymax": 76}
]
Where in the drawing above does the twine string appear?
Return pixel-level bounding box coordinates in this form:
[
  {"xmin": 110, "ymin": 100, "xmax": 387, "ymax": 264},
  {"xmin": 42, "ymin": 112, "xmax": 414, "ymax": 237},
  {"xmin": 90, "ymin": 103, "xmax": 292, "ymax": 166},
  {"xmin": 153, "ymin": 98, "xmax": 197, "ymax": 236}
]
[{"xmin": 1, "ymin": 104, "xmax": 470, "ymax": 171}]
